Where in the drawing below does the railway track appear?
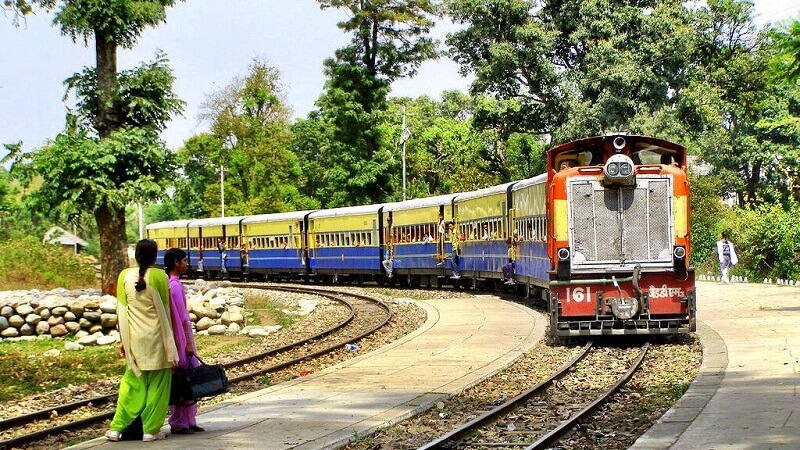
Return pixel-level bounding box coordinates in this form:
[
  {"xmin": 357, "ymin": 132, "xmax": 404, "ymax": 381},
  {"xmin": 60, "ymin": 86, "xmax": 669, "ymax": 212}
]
[
  {"xmin": 418, "ymin": 342, "xmax": 649, "ymax": 449},
  {"xmin": 0, "ymin": 285, "xmax": 392, "ymax": 450}
]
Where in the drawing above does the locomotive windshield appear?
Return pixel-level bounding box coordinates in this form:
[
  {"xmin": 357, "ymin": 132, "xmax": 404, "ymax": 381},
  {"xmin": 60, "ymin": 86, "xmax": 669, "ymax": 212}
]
[{"xmin": 631, "ymin": 143, "xmax": 682, "ymax": 166}]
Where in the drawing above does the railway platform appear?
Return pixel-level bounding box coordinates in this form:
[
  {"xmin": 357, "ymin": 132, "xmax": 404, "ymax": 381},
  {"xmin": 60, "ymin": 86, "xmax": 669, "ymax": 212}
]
[
  {"xmin": 631, "ymin": 281, "xmax": 800, "ymax": 449},
  {"xmin": 68, "ymin": 294, "xmax": 546, "ymax": 449}
]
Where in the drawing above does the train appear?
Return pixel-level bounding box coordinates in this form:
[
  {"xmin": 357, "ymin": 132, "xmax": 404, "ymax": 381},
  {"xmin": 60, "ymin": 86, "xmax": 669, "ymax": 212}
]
[{"xmin": 147, "ymin": 133, "xmax": 696, "ymax": 336}]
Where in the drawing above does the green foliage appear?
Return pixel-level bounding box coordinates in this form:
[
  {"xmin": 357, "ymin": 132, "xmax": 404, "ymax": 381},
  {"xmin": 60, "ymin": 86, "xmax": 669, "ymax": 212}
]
[
  {"xmin": 65, "ymin": 51, "xmax": 184, "ymax": 133},
  {"xmin": 11, "ymin": 127, "xmax": 177, "ymax": 215},
  {"xmin": 729, "ymin": 203, "xmax": 800, "ymax": 281},
  {"xmin": 689, "ymin": 173, "xmax": 734, "ymax": 271},
  {"xmin": 0, "ymin": 236, "xmax": 97, "ymax": 290},
  {"xmin": 179, "ymin": 59, "xmax": 318, "ymax": 215}
]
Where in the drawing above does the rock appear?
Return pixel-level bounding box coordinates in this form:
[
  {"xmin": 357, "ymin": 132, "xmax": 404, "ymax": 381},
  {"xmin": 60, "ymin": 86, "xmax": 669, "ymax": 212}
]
[
  {"xmin": 8, "ymin": 314, "xmax": 25, "ymax": 328},
  {"xmin": 20, "ymin": 323, "xmax": 34, "ymax": 336},
  {"xmin": 64, "ymin": 322, "xmax": 81, "ymax": 333},
  {"xmin": 195, "ymin": 317, "xmax": 214, "ymax": 331},
  {"xmin": 35, "ymin": 321, "xmax": 50, "ymax": 335},
  {"xmin": 100, "ymin": 313, "xmax": 117, "ymax": 329},
  {"xmin": 47, "ymin": 316, "xmax": 65, "ymax": 326},
  {"xmin": 82, "ymin": 310, "xmax": 102, "ymax": 322},
  {"xmin": 50, "ymin": 324, "xmax": 69, "ymax": 337},
  {"xmin": 79, "ymin": 318, "xmax": 92, "ymax": 329},
  {"xmin": 77, "ymin": 334, "xmax": 98, "ymax": 346},
  {"xmin": 74, "ymin": 330, "xmax": 90, "ymax": 339},
  {"xmin": 99, "ymin": 301, "xmax": 116, "ymax": 314},
  {"xmin": 202, "ymin": 289, "xmax": 218, "ymax": 302},
  {"xmin": 64, "ymin": 341, "xmax": 83, "ymax": 351},
  {"xmin": 1, "ymin": 306, "xmax": 13, "ymax": 317},
  {"xmin": 51, "ymin": 306, "xmax": 69, "ymax": 316},
  {"xmin": 16, "ymin": 304, "xmax": 34, "ymax": 316},
  {"xmin": 0, "ymin": 316, "xmax": 8, "ymax": 331},
  {"xmin": 1, "ymin": 327, "xmax": 19, "ymax": 338},
  {"xmin": 221, "ymin": 311, "xmax": 244, "ymax": 326},
  {"xmin": 209, "ymin": 297, "xmax": 226, "ymax": 311},
  {"xmin": 43, "ymin": 348, "xmax": 60, "ymax": 358},
  {"xmin": 207, "ymin": 324, "xmax": 227, "ymax": 335},
  {"xmin": 247, "ymin": 327, "xmax": 270, "ymax": 338},
  {"xmin": 38, "ymin": 308, "xmax": 52, "ymax": 320},
  {"xmin": 69, "ymin": 304, "xmax": 85, "ymax": 317},
  {"xmin": 264, "ymin": 325, "xmax": 282, "ymax": 333},
  {"xmin": 64, "ymin": 311, "xmax": 77, "ymax": 321},
  {"xmin": 227, "ymin": 322, "xmax": 241, "ymax": 334},
  {"xmin": 205, "ymin": 309, "xmax": 221, "ymax": 320},
  {"xmin": 88, "ymin": 324, "xmax": 103, "ymax": 334},
  {"xmin": 96, "ymin": 335, "xmax": 117, "ymax": 346},
  {"xmin": 25, "ymin": 314, "xmax": 42, "ymax": 326}
]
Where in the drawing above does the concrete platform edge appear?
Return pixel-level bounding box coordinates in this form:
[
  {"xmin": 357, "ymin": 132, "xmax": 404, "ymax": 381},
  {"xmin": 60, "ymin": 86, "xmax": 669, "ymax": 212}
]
[{"xmin": 628, "ymin": 320, "xmax": 728, "ymax": 449}]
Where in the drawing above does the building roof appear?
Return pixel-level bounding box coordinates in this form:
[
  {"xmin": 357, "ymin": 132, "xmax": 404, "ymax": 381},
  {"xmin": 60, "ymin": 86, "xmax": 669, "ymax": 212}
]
[{"xmin": 43, "ymin": 226, "xmax": 89, "ymax": 247}]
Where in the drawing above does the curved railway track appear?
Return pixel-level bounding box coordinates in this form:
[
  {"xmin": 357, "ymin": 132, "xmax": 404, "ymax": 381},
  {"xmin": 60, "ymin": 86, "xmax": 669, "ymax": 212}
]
[
  {"xmin": 0, "ymin": 285, "xmax": 392, "ymax": 450},
  {"xmin": 419, "ymin": 342, "xmax": 649, "ymax": 450}
]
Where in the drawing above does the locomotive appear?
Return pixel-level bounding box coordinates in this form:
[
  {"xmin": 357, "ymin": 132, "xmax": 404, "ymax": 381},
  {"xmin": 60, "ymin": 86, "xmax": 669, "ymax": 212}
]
[{"xmin": 147, "ymin": 134, "xmax": 696, "ymax": 336}]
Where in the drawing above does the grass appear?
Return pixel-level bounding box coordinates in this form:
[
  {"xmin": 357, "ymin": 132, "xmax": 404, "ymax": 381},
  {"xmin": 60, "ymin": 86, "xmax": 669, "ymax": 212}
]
[{"xmin": 0, "ymin": 338, "xmax": 124, "ymax": 402}]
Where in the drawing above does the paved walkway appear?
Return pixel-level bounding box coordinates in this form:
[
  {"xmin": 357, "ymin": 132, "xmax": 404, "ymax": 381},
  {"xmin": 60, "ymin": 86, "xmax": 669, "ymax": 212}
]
[
  {"xmin": 70, "ymin": 295, "xmax": 546, "ymax": 449},
  {"xmin": 631, "ymin": 281, "xmax": 800, "ymax": 449}
]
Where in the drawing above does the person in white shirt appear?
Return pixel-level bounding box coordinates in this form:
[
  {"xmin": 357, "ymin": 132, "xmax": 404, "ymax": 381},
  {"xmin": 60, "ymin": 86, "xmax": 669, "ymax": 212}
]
[{"xmin": 716, "ymin": 231, "xmax": 738, "ymax": 284}]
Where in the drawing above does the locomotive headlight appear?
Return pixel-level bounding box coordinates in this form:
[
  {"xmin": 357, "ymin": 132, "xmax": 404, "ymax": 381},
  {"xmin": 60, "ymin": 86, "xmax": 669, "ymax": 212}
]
[
  {"xmin": 558, "ymin": 248, "xmax": 570, "ymax": 261},
  {"xmin": 604, "ymin": 154, "xmax": 636, "ymax": 186},
  {"xmin": 673, "ymin": 246, "xmax": 686, "ymax": 259}
]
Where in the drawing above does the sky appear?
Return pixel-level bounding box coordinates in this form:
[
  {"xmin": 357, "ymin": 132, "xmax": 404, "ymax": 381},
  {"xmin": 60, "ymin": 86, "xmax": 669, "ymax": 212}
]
[{"xmin": 2, "ymin": 0, "xmax": 800, "ymax": 153}]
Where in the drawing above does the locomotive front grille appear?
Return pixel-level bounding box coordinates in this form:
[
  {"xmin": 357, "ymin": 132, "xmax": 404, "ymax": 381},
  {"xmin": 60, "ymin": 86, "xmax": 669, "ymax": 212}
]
[{"xmin": 568, "ymin": 176, "xmax": 673, "ymax": 270}]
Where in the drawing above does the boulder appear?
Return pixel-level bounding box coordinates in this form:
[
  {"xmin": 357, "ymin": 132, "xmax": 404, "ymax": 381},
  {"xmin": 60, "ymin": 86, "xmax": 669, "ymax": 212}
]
[
  {"xmin": 1, "ymin": 327, "xmax": 19, "ymax": 338},
  {"xmin": 82, "ymin": 310, "xmax": 102, "ymax": 322},
  {"xmin": 247, "ymin": 327, "xmax": 270, "ymax": 338},
  {"xmin": 88, "ymin": 324, "xmax": 103, "ymax": 334},
  {"xmin": 0, "ymin": 306, "xmax": 13, "ymax": 317},
  {"xmin": 79, "ymin": 318, "xmax": 92, "ymax": 329},
  {"xmin": 221, "ymin": 311, "xmax": 244, "ymax": 326},
  {"xmin": 0, "ymin": 316, "xmax": 8, "ymax": 331},
  {"xmin": 15, "ymin": 304, "xmax": 34, "ymax": 316},
  {"xmin": 35, "ymin": 321, "xmax": 50, "ymax": 335},
  {"xmin": 47, "ymin": 316, "xmax": 65, "ymax": 326},
  {"xmin": 20, "ymin": 323, "xmax": 34, "ymax": 336},
  {"xmin": 25, "ymin": 314, "xmax": 42, "ymax": 326},
  {"xmin": 77, "ymin": 334, "xmax": 98, "ymax": 346},
  {"xmin": 69, "ymin": 304, "xmax": 85, "ymax": 317},
  {"xmin": 99, "ymin": 301, "xmax": 116, "ymax": 314},
  {"xmin": 207, "ymin": 324, "xmax": 227, "ymax": 335},
  {"xmin": 195, "ymin": 317, "xmax": 214, "ymax": 331},
  {"xmin": 65, "ymin": 322, "xmax": 81, "ymax": 333},
  {"xmin": 96, "ymin": 335, "xmax": 117, "ymax": 346},
  {"xmin": 50, "ymin": 324, "xmax": 69, "ymax": 337},
  {"xmin": 8, "ymin": 315, "xmax": 25, "ymax": 328},
  {"xmin": 51, "ymin": 306, "xmax": 69, "ymax": 317},
  {"xmin": 100, "ymin": 313, "xmax": 117, "ymax": 329},
  {"xmin": 64, "ymin": 311, "xmax": 77, "ymax": 322},
  {"xmin": 38, "ymin": 308, "xmax": 52, "ymax": 320},
  {"xmin": 64, "ymin": 341, "xmax": 83, "ymax": 351},
  {"xmin": 226, "ymin": 322, "xmax": 241, "ymax": 334}
]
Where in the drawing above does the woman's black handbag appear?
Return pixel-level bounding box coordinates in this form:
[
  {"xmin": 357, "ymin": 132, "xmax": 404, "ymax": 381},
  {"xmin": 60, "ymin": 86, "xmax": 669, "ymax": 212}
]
[{"xmin": 170, "ymin": 356, "xmax": 229, "ymax": 405}]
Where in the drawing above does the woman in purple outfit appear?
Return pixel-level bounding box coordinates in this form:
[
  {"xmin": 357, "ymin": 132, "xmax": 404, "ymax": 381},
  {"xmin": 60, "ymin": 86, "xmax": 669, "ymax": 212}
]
[{"xmin": 163, "ymin": 248, "xmax": 205, "ymax": 435}]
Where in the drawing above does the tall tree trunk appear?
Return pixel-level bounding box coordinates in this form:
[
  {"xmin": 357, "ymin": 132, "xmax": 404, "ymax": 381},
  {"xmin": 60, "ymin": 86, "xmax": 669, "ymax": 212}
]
[
  {"xmin": 95, "ymin": 29, "xmax": 118, "ymax": 138},
  {"xmin": 94, "ymin": 29, "xmax": 126, "ymax": 295},
  {"xmin": 96, "ymin": 203, "xmax": 128, "ymax": 296}
]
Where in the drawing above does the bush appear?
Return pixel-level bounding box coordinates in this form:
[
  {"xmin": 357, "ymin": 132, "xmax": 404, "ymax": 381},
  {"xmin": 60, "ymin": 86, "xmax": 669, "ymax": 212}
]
[{"xmin": 0, "ymin": 236, "xmax": 98, "ymax": 290}]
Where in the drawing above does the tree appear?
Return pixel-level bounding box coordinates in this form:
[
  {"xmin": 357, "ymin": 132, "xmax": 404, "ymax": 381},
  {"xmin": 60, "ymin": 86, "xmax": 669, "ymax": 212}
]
[
  {"xmin": 6, "ymin": 1, "xmax": 182, "ymax": 294},
  {"xmin": 197, "ymin": 59, "xmax": 317, "ymax": 215},
  {"xmin": 312, "ymin": 0, "xmax": 441, "ymax": 206}
]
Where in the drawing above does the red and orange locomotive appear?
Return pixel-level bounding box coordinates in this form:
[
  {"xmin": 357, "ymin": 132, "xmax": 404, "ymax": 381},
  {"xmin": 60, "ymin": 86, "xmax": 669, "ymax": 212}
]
[{"xmin": 544, "ymin": 134, "xmax": 696, "ymax": 335}]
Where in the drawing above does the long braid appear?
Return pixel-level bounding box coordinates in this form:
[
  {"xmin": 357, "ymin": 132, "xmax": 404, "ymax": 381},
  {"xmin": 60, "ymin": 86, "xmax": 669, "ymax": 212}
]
[{"xmin": 134, "ymin": 239, "xmax": 158, "ymax": 292}]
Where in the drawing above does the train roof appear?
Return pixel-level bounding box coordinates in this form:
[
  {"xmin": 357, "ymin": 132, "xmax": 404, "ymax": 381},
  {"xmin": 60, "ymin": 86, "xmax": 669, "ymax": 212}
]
[
  {"xmin": 188, "ymin": 216, "xmax": 248, "ymax": 227},
  {"xmin": 548, "ymin": 133, "xmax": 685, "ymax": 154},
  {"xmin": 241, "ymin": 210, "xmax": 316, "ymax": 224},
  {"xmin": 308, "ymin": 204, "xmax": 384, "ymax": 219},
  {"xmin": 383, "ymin": 193, "xmax": 460, "ymax": 212},
  {"xmin": 145, "ymin": 219, "xmax": 192, "ymax": 230},
  {"xmin": 454, "ymin": 181, "xmax": 516, "ymax": 202},
  {"xmin": 511, "ymin": 173, "xmax": 547, "ymax": 191}
]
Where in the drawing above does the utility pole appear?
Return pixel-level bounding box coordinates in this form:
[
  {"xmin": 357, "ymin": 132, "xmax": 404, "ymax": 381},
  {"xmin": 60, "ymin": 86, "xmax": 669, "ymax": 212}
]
[
  {"xmin": 220, "ymin": 164, "xmax": 226, "ymax": 218},
  {"xmin": 400, "ymin": 106, "xmax": 412, "ymax": 201}
]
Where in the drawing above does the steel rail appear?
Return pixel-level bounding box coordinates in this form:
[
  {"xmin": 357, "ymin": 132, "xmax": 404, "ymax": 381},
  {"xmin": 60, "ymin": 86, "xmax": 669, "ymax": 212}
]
[
  {"xmin": 418, "ymin": 342, "xmax": 593, "ymax": 450},
  {"xmin": 524, "ymin": 342, "xmax": 650, "ymax": 450}
]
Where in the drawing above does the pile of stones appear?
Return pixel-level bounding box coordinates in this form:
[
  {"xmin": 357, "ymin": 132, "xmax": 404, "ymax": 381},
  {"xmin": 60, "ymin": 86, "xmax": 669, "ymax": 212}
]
[{"xmin": 0, "ymin": 279, "xmax": 280, "ymax": 348}]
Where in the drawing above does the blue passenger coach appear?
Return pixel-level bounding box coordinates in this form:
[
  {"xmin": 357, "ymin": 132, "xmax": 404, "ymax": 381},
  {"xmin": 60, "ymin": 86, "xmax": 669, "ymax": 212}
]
[
  {"xmin": 307, "ymin": 205, "xmax": 384, "ymax": 282},
  {"xmin": 454, "ymin": 182, "xmax": 516, "ymax": 285},
  {"xmin": 510, "ymin": 174, "xmax": 549, "ymax": 295},
  {"xmin": 187, "ymin": 216, "xmax": 247, "ymax": 279},
  {"xmin": 146, "ymin": 219, "xmax": 191, "ymax": 267},
  {"xmin": 241, "ymin": 211, "xmax": 315, "ymax": 280},
  {"xmin": 383, "ymin": 194, "xmax": 459, "ymax": 285}
]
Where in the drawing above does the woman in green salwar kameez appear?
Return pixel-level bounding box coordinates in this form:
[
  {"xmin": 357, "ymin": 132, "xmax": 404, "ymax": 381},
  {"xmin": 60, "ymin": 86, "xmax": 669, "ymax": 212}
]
[{"xmin": 106, "ymin": 239, "xmax": 178, "ymax": 442}]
